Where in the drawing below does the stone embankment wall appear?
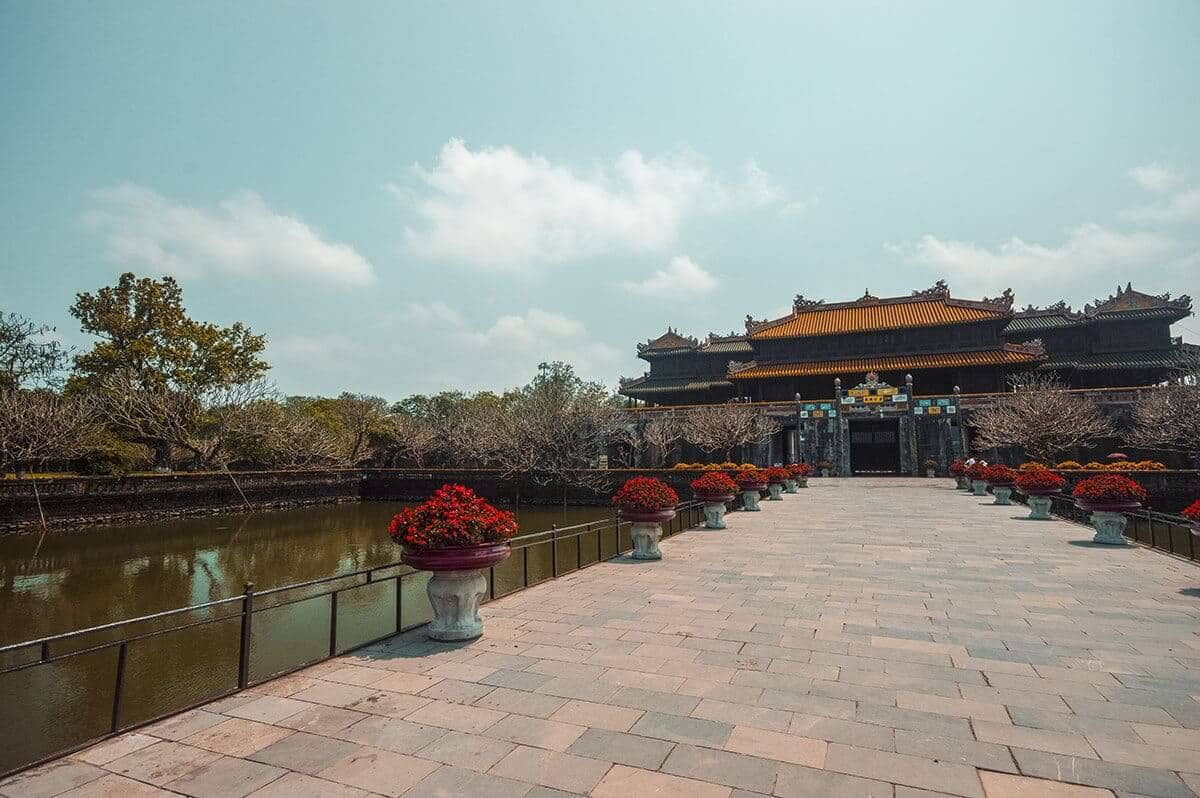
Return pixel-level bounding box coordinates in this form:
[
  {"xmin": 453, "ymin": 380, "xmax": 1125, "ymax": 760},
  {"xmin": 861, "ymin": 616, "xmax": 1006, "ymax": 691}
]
[{"xmin": 4, "ymin": 467, "xmax": 1197, "ymax": 533}]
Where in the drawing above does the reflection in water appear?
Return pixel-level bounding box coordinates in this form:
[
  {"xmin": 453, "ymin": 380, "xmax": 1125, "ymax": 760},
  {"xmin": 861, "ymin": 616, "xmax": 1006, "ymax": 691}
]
[
  {"xmin": 0, "ymin": 501, "xmax": 611, "ymax": 774},
  {"xmin": 0, "ymin": 501, "xmax": 610, "ymax": 645}
]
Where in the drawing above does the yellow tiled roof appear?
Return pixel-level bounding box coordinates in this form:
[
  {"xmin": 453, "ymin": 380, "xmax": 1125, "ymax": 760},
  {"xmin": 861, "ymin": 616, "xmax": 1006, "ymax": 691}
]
[
  {"xmin": 751, "ymin": 297, "xmax": 1006, "ymax": 339},
  {"xmin": 728, "ymin": 348, "xmax": 1040, "ymax": 380}
]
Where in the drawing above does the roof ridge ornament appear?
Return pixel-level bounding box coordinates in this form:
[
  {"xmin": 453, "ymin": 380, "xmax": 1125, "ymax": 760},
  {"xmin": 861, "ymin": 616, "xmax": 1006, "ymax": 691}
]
[
  {"xmin": 910, "ymin": 279, "xmax": 950, "ymax": 299},
  {"xmin": 792, "ymin": 294, "xmax": 825, "ymax": 312},
  {"xmin": 856, "ymin": 289, "xmax": 880, "ymax": 304},
  {"xmin": 980, "ymin": 288, "xmax": 1014, "ymax": 310},
  {"xmin": 744, "ymin": 314, "xmax": 768, "ymax": 333},
  {"xmin": 1085, "ymin": 283, "xmax": 1192, "ymax": 315}
]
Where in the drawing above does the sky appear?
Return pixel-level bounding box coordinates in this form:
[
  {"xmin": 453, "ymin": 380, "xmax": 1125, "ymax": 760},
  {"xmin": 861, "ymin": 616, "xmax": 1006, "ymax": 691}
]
[{"xmin": 2, "ymin": 2, "xmax": 1198, "ymax": 400}]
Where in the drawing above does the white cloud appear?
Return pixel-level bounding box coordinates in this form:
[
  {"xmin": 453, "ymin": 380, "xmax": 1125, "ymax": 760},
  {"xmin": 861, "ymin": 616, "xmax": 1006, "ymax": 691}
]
[
  {"xmin": 621, "ymin": 255, "xmax": 718, "ymax": 297},
  {"xmin": 268, "ymin": 333, "xmax": 360, "ymax": 367},
  {"xmin": 780, "ymin": 195, "xmax": 818, "ymax": 217},
  {"xmin": 1122, "ymin": 187, "xmax": 1200, "ymax": 226},
  {"xmin": 402, "ymin": 301, "xmax": 463, "ymax": 326},
  {"xmin": 84, "ymin": 183, "xmax": 373, "ymax": 285},
  {"xmin": 1128, "ymin": 163, "xmax": 1181, "ymax": 194},
  {"xmin": 889, "ymin": 223, "xmax": 1175, "ymax": 297},
  {"xmin": 398, "ymin": 139, "xmax": 780, "ymax": 269}
]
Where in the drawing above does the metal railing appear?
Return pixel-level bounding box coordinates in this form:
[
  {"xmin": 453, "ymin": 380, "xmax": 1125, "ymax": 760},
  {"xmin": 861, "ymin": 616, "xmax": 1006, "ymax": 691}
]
[
  {"xmin": 1011, "ymin": 492, "xmax": 1198, "ymax": 562},
  {"xmin": 0, "ymin": 502, "xmax": 708, "ymax": 777}
]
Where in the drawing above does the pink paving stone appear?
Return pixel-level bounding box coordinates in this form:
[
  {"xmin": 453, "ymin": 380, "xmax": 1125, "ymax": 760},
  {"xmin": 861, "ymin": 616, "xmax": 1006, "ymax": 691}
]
[
  {"xmin": 315, "ymin": 747, "xmax": 439, "ymax": 797},
  {"xmin": 591, "ymin": 764, "xmax": 732, "ymax": 798},
  {"xmin": 978, "ymin": 771, "xmax": 1115, "ymax": 797},
  {"xmin": 182, "ymin": 717, "xmax": 294, "ymax": 757}
]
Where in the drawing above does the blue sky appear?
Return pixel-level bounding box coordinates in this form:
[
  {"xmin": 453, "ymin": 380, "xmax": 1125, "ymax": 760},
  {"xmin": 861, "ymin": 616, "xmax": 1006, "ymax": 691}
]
[{"xmin": 2, "ymin": 2, "xmax": 1198, "ymax": 398}]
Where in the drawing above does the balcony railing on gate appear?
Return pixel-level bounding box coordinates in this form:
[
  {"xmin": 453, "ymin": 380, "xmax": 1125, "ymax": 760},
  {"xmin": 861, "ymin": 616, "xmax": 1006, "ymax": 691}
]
[
  {"xmin": 1011, "ymin": 492, "xmax": 1198, "ymax": 562},
  {"xmin": 0, "ymin": 501, "xmax": 709, "ymax": 778}
]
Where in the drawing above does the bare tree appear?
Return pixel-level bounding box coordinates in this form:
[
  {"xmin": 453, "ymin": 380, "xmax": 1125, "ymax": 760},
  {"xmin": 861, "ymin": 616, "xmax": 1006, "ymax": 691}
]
[
  {"xmin": 682, "ymin": 404, "xmax": 763, "ymax": 461},
  {"xmin": 969, "ymin": 373, "xmax": 1114, "ymax": 463},
  {"xmin": 641, "ymin": 416, "xmax": 682, "ymax": 466},
  {"xmin": 380, "ymin": 413, "xmax": 440, "ymax": 467},
  {"xmin": 96, "ymin": 375, "xmax": 274, "ymax": 469},
  {"xmin": 259, "ymin": 404, "xmax": 345, "ymax": 469},
  {"xmin": 0, "ymin": 311, "xmax": 71, "ymax": 391},
  {"xmin": 332, "ymin": 393, "xmax": 390, "ymax": 465},
  {"xmin": 0, "ymin": 390, "xmax": 98, "ymax": 476},
  {"xmin": 1125, "ymin": 351, "xmax": 1200, "ymax": 461}
]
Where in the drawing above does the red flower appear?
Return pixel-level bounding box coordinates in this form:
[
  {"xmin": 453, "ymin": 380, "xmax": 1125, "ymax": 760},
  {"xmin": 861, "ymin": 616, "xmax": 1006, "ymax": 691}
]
[
  {"xmin": 1071, "ymin": 474, "xmax": 1148, "ymax": 503},
  {"xmin": 736, "ymin": 469, "xmax": 768, "ymax": 488},
  {"xmin": 982, "ymin": 464, "xmax": 1018, "ymax": 485},
  {"xmin": 1014, "ymin": 470, "xmax": 1066, "ymax": 493},
  {"xmin": 387, "ymin": 484, "xmax": 518, "ymax": 550},
  {"xmin": 765, "ymin": 466, "xmax": 791, "ymax": 484},
  {"xmin": 612, "ymin": 476, "xmax": 679, "ymax": 511},
  {"xmin": 690, "ymin": 472, "xmax": 737, "ymax": 496},
  {"xmin": 948, "ymin": 459, "xmax": 965, "ymax": 476},
  {"xmin": 787, "ymin": 463, "xmax": 812, "ymax": 477},
  {"xmin": 965, "ymin": 463, "xmax": 988, "ymax": 480},
  {"xmin": 1181, "ymin": 499, "xmax": 1200, "ymax": 522}
]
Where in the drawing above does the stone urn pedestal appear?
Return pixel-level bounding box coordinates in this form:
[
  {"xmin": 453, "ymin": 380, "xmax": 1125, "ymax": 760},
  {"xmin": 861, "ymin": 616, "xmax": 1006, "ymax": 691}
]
[
  {"xmin": 1076, "ymin": 499, "xmax": 1138, "ymax": 545},
  {"xmin": 695, "ymin": 493, "xmax": 734, "ymax": 529},
  {"xmin": 1024, "ymin": 491, "xmax": 1056, "ymax": 520},
  {"xmin": 926, "ymin": 469, "xmax": 936, "ymax": 478},
  {"xmin": 401, "ymin": 543, "xmax": 511, "ymax": 642},
  {"xmin": 767, "ymin": 482, "xmax": 784, "ymax": 501},
  {"xmin": 955, "ymin": 476, "xmax": 970, "ymax": 490},
  {"xmin": 740, "ymin": 485, "xmax": 765, "ymax": 511},
  {"xmin": 971, "ymin": 480, "xmax": 987, "ymax": 496},
  {"xmin": 619, "ymin": 507, "xmax": 676, "ymax": 560},
  {"xmin": 784, "ymin": 479, "xmax": 798, "ymax": 494},
  {"xmin": 989, "ymin": 484, "xmax": 1014, "ymax": 505}
]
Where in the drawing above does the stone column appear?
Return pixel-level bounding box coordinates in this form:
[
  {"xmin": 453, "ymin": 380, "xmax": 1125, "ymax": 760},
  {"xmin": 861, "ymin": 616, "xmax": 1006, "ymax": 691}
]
[
  {"xmin": 630, "ymin": 522, "xmax": 663, "ymax": 559},
  {"xmin": 426, "ymin": 569, "xmax": 489, "ymax": 641},
  {"xmin": 1091, "ymin": 512, "xmax": 1128, "ymax": 545}
]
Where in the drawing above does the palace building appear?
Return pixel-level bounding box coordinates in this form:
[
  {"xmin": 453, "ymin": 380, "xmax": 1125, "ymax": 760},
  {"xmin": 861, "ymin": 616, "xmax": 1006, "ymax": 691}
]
[
  {"xmin": 619, "ymin": 282, "xmax": 1193, "ymax": 405},
  {"xmin": 617, "ymin": 282, "xmax": 1195, "ymax": 474}
]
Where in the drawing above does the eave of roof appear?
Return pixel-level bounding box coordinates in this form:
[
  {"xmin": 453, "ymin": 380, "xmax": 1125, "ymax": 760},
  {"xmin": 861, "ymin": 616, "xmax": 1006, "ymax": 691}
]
[
  {"xmin": 728, "ymin": 347, "xmax": 1041, "ymax": 380},
  {"xmin": 619, "ymin": 377, "xmax": 735, "ymax": 395},
  {"xmin": 1038, "ymin": 350, "xmax": 1190, "ymax": 371},
  {"xmin": 750, "ymin": 296, "xmax": 1010, "ymax": 340}
]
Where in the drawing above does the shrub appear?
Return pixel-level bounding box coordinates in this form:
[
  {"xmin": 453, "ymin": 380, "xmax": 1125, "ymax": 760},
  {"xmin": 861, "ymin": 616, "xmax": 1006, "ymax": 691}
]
[
  {"xmin": 1055, "ymin": 460, "xmax": 1083, "ymax": 470},
  {"xmin": 923, "ymin": 458, "xmax": 938, "ymax": 469},
  {"xmin": 1019, "ymin": 462, "xmax": 1047, "ymax": 471},
  {"xmin": 612, "ymin": 476, "xmax": 679, "ymax": 510},
  {"xmin": 739, "ymin": 463, "xmax": 757, "ymax": 469},
  {"xmin": 671, "ymin": 462, "xmax": 698, "ymax": 470},
  {"xmin": 765, "ymin": 466, "xmax": 791, "ymax": 484},
  {"xmin": 718, "ymin": 461, "xmax": 739, "ymax": 469},
  {"xmin": 735, "ymin": 469, "xmax": 768, "ymax": 488},
  {"xmin": 965, "ymin": 463, "xmax": 987, "ymax": 481},
  {"xmin": 1072, "ymin": 474, "xmax": 1148, "ymax": 504},
  {"xmin": 388, "ymin": 484, "xmax": 518, "ymax": 550},
  {"xmin": 788, "ymin": 462, "xmax": 812, "ymax": 477},
  {"xmin": 816, "ymin": 459, "xmax": 834, "ymax": 470},
  {"xmin": 691, "ymin": 472, "xmax": 737, "ymax": 496},
  {"xmin": 1181, "ymin": 499, "xmax": 1200, "ymax": 523},
  {"xmin": 701, "ymin": 463, "xmax": 723, "ymax": 471},
  {"xmin": 948, "ymin": 459, "xmax": 965, "ymax": 476},
  {"xmin": 1083, "ymin": 461, "xmax": 1107, "ymax": 470},
  {"xmin": 983, "ymin": 464, "xmax": 1019, "ymax": 485},
  {"xmin": 1014, "ymin": 470, "xmax": 1066, "ymax": 494}
]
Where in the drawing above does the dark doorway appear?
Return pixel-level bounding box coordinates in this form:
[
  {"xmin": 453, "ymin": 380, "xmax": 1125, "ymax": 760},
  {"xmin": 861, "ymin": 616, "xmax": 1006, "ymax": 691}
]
[{"xmin": 849, "ymin": 418, "xmax": 901, "ymax": 474}]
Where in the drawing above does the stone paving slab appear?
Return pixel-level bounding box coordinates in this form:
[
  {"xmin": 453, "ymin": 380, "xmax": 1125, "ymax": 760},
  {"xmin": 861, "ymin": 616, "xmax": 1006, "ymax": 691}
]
[{"xmin": 4, "ymin": 478, "xmax": 1200, "ymax": 797}]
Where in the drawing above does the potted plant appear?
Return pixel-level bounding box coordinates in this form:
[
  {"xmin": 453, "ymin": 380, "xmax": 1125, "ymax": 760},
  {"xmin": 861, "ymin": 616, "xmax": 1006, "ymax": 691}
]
[
  {"xmin": 1014, "ymin": 469, "xmax": 1066, "ymax": 520},
  {"xmin": 965, "ymin": 463, "xmax": 988, "ymax": 496},
  {"xmin": 816, "ymin": 459, "xmax": 835, "ymax": 477},
  {"xmin": 949, "ymin": 459, "xmax": 967, "ymax": 489},
  {"xmin": 787, "ymin": 462, "xmax": 812, "ymax": 490},
  {"xmin": 736, "ymin": 469, "xmax": 767, "ymax": 511},
  {"xmin": 1072, "ymin": 474, "xmax": 1148, "ymax": 545},
  {"xmin": 691, "ymin": 472, "xmax": 737, "ymax": 529},
  {"xmin": 390, "ymin": 484, "xmax": 518, "ymax": 641},
  {"xmin": 983, "ymin": 464, "xmax": 1019, "ymax": 505},
  {"xmin": 765, "ymin": 467, "xmax": 790, "ymax": 500},
  {"xmin": 923, "ymin": 458, "xmax": 938, "ymax": 478},
  {"xmin": 1182, "ymin": 499, "xmax": 1200, "ymax": 539},
  {"xmin": 613, "ymin": 476, "xmax": 679, "ymax": 560}
]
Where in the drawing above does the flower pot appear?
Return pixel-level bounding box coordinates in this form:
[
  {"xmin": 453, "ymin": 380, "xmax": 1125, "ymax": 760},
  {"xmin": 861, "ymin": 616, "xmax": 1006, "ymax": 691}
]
[
  {"xmin": 694, "ymin": 493, "xmax": 734, "ymax": 529},
  {"xmin": 1020, "ymin": 489, "xmax": 1057, "ymax": 520},
  {"xmin": 989, "ymin": 483, "xmax": 1014, "ymax": 505},
  {"xmin": 795, "ymin": 477, "xmax": 808, "ymax": 488},
  {"xmin": 926, "ymin": 469, "xmax": 936, "ymax": 478},
  {"xmin": 740, "ymin": 486, "xmax": 765, "ymax": 511},
  {"xmin": 619, "ymin": 507, "xmax": 677, "ymax": 560},
  {"xmin": 767, "ymin": 482, "xmax": 784, "ymax": 500},
  {"xmin": 956, "ymin": 476, "xmax": 970, "ymax": 490},
  {"xmin": 1074, "ymin": 499, "xmax": 1139, "ymax": 545},
  {"xmin": 401, "ymin": 543, "xmax": 512, "ymax": 641},
  {"xmin": 819, "ymin": 468, "xmax": 830, "ymax": 477},
  {"xmin": 971, "ymin": 480, "xmax": 987, "ymax": 496},
  {"xmin": 784, "ymin": 479, "xmax": 798, "ymax": 494}
]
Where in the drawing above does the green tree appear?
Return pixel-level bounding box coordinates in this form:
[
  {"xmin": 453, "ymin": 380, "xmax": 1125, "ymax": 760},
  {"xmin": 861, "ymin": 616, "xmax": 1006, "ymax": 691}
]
[{"xmin": 69, "ymin": 273, "xmax": 269, "ymax": 469}]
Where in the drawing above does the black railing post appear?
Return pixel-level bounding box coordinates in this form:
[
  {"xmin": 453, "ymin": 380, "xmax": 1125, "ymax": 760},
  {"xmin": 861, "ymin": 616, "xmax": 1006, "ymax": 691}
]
[
  {"xmin": 329, "ymin": 592, "xmax": 339, "ymax": 656},
  {"xmin": 40, "ymin": 641, "xmax": 49, "ymax": 662},
  {"xmin": 395, "ymin": 574, "xmax": 403, "ymax": 633},
  {"xmin": 237, "ymin": 582, "xmax": 254, "ymax": 689},
  {"xmin": 551, "ymin": 525, "xmax": 559, "ymax": 577},
  {"xmin": 111, "ymin": 641, "xmax": 128, "ymax": 733}
]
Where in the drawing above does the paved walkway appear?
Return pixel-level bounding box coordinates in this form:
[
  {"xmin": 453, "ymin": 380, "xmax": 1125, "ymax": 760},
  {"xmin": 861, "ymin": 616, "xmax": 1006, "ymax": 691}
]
[{"xmin": 5, "ymin": 479, "xmax": 1200, "ymax": 798}]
